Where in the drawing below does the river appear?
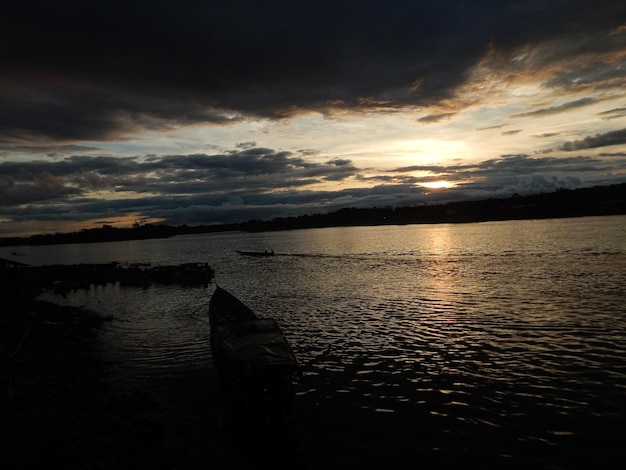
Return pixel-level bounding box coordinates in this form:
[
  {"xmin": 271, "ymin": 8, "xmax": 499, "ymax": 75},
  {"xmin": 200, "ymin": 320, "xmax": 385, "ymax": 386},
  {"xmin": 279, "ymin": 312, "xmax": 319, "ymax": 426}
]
[{"xmin": 3, "ymin": 215, "xmax": 625, "ymax": 468}]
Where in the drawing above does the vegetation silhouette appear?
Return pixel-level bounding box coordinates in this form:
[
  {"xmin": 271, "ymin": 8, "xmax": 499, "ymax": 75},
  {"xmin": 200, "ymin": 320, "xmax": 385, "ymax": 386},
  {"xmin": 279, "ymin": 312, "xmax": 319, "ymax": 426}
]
[{"xmin": 1, "ymin": 183, "xmax": 624, "ymax": 247}]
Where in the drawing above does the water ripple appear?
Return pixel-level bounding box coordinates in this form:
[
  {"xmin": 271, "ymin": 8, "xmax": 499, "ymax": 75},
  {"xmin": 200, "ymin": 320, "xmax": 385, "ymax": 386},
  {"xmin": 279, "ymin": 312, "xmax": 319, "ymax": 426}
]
[{"xmin": 31, "ymin": 217, "xmax": 626, "ymax": 467}]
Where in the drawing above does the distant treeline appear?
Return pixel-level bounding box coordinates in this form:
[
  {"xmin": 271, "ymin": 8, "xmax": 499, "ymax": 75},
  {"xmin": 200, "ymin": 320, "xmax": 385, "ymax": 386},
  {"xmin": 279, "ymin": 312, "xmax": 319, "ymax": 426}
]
[{"xmin": 2, "ymin": 183, "xmax": 625, "ymax": 247}]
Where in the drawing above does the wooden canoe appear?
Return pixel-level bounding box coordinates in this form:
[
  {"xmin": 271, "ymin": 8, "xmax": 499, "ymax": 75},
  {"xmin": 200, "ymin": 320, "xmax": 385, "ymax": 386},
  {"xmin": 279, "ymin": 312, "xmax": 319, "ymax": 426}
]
[{"xmin": 208, "ymin": 286, "xmax": 300, "ymax": 427}]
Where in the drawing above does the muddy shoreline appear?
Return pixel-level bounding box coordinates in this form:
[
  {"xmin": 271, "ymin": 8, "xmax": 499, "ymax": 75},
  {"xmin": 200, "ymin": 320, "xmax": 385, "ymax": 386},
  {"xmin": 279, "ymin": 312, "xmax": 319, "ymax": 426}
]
[
  {"xmin": 1, "ymin": 296, "xmax": 177, "ymax": 469},
  {"xmin": 1, "ymin": 268, "xmax": 305, "ymax": 470}
]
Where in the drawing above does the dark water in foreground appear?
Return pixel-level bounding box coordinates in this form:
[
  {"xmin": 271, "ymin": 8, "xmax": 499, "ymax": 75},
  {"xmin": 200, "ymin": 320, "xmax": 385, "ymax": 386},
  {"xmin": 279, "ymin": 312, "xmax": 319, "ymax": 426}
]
[{"xmin": 6, "ymin": 215, "xmax": 626, "ymax": 468}]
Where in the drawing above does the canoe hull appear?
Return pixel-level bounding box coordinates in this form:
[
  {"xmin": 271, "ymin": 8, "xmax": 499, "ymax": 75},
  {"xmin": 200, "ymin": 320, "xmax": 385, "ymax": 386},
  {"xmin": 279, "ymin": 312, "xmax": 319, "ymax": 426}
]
[{"xmin": 208, "ymin": 286, "xmax": 299, "ymax": 427}]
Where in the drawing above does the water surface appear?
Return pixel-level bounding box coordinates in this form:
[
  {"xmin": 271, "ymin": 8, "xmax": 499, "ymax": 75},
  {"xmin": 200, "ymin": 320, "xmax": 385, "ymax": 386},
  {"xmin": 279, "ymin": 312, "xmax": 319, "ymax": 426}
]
[{"xmin": 5, "ymin": 215, "xmax": 626, "ymax": 468}]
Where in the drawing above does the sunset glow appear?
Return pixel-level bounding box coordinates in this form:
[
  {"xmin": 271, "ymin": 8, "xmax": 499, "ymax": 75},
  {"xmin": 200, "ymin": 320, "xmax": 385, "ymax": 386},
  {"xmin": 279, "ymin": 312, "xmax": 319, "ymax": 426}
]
[
  {"xmin": 1, "ymin": 2, "xmax": 625, "ymax": 237},
  {"xmin": 420, "ymin": 181, "xmax": 454, "ymax": 190}
]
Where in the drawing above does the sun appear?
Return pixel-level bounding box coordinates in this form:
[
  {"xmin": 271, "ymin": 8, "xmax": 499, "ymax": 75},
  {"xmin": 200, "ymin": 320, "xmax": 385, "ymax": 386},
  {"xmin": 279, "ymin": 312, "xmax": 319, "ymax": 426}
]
[{"xmin": 420, "ymin": 180, "xmax": 454, "ymax": 189}]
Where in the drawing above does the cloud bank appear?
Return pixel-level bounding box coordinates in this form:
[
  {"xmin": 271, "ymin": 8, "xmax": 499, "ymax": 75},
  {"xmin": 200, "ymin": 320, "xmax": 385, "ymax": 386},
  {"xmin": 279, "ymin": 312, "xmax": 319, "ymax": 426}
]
[
  {"xmin": 2, "ymin": 1, "xmax": 624, "ymax": 144},
  {"xmin": 1, "ymin": 1, "xmax": 626, "ymax": 236},
  {"xmin": 2, "ymin": 141, "xmax": 624, "ymax": 235}
]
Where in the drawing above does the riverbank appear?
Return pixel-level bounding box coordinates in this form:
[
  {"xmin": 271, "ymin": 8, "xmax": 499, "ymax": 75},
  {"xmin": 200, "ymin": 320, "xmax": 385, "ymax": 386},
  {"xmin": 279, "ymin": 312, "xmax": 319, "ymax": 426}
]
[
  {"xmin": 0, "ymin": 275, "xmax": 305, "ymax": 469},
  {"xmin": 1, "ymin": 183, "xmax": 624, "ymax": 247},
  {"xmin": 1, "ymin": 295, "xmax": 171, "ymax": 469}
]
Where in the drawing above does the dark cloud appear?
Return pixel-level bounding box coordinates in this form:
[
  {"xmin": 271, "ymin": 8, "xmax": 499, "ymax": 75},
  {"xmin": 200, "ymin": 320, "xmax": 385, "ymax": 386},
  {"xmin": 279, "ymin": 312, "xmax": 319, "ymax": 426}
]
[
  {"xmin": 2, "ymin": 1, "xmax": 625, "ymax": 143},
  {"xmin": 391, "ymin": 153, "xmax": 616, "ymax": 182},
  {"xmin": 417, "ymin": 113, "xmax": 457, "ymax": 124},
  {"xmin": 510, "ymin": 97, "xmax": 600, "ymax": 119},
  {"xmin": 557, "ymin": 128, "xmax": 626, "ymax": 151},
  {"xmin": 0, "ymin": 149, "xmax": 359, "ymax": 209},
  {"xmin": 476, "ymin": 124, "xmax": 506, "ymax": 131},
  {"xmin": 0, "ymin": 171, "xmax": 81, "ymax": 205},
  {"xmin": 471, "ymin": 154, "xmax": 608, "ymax": 176},
  {"xmin": 1, "ymin": 1, "xmax": 626, "ymax": 235},
  {"xmin": 534, "ymin": 132, "xmax": 561, "ymax": 138},
  {"xmin": 2, "ymin": 147, "xmax": 623, "ymax": 235},
  {"xmin": 598, "ymin": 107, "xmax": 626, "ymax": 119}
]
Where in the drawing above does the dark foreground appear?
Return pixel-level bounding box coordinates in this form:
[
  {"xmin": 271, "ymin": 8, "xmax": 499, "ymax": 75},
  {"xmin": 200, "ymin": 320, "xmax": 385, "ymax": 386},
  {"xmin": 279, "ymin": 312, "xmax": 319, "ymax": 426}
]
[
  {"xmin": 2, "ymin": 298, "xmax": 313, "ymax": 470},
  {"xmin": 2, "ymin": 297, "xmax": 164, "ymax": 469},
  {"xmin": 7, "ymin": 295, "xmax": 620, "ymax": 470},
  {"xmin": 3, "ymin": 268, "xmax": 623, "ymax": 469}
]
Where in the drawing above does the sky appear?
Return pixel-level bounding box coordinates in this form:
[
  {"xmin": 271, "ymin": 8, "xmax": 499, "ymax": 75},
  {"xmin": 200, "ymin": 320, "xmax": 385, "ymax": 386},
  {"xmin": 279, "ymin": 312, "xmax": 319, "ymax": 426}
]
[{"xmin": 1, "ymin": 1, "xmax": 626, "ymax": 237}]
